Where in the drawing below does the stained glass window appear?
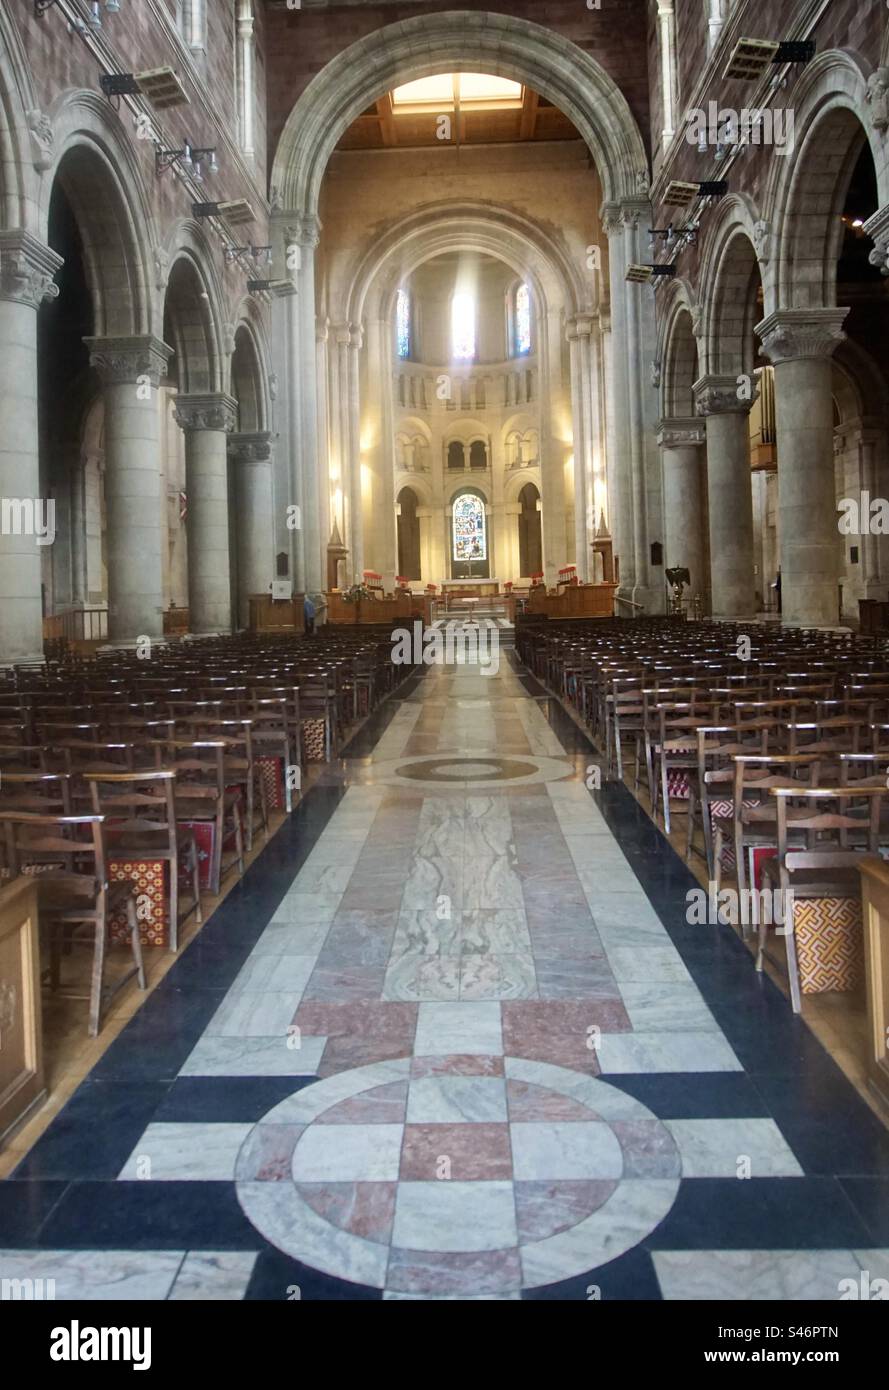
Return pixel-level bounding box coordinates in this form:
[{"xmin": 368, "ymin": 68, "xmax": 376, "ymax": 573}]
[
  {"xmin": 452, "ymin": 292, "xmax": 476, "ymax": 361},
  {"xmin": 452, "ymin": 493, "xmax": 487, "ymax": 563},
  {"xmin": 515, "ymin": 282, "xmax": 531, "ymax": 356},
  {"xmin": 396, "ymin": 289, "xmax": 411, "ymax": 359}
]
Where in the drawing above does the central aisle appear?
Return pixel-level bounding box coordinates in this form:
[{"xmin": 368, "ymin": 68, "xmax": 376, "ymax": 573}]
[{"xmin": 4, "ymin": 641, "xmax": 889, "ymax": 1300}]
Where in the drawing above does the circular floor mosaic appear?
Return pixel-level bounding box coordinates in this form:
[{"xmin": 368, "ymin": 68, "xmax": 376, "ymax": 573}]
[
  {"xmin": 395, "ymin": 756, "xmax": 539, "ymax": 783},
  {"xmin": 236, "ymin": 1057, "xmax": 680, "ymax": 1297}
]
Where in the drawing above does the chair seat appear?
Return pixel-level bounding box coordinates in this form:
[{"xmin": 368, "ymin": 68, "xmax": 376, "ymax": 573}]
[{"xmin": 174, "ymin": 792, "xmax": 238, "ymax": 820}]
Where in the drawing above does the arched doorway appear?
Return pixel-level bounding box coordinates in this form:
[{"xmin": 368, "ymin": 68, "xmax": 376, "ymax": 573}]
[
  {"xmin": 517, "ymin": 482, "xmax": 542, "ymax": 578},
  {"xmin": 396, "ymin": 486, "xmax": 421, "ymax": 581}
]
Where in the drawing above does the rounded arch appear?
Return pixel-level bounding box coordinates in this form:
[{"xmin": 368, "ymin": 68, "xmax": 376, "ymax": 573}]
[
  {"xmin": 448, "ymin": 480, "xmax": 490, "ymax": 508},
  {"xmin": 41, "ymin": 91, "xmax": 156, "ymax": 336},
  {"xmin": 832, "ymin": 338, "xmax": 889, "ymax": 426},
  {"xmin": 765, "ymin": 50, "xmax": 888, "ymax": 309},
  {"xmin": 162, "ymin": 231, "xmax": 227, "ymax": 395},
  {"xmin": 516, "ymin": 479, "xmax": 543, "ymax": 578},
  {"xmin": 346, "ymin": 202, "xmax": 588, "ymax": 329},
  {"xmin": 230, "ymin": 314, "xmax": 270, "ymax": 433},
  {"xmin": 696, "ymin": 196, "xmax": 766, "ymax": 378},
  {"xmin": 657, "ymin": 278, "xmax": 700, "ymax": 418},
  {"xmin": 271, "ymin": 11, "xmax": 648, "ymax": 217},
  {"xmin": 0, "ymin": 4, "xmax": 40, "ymax": 229}
]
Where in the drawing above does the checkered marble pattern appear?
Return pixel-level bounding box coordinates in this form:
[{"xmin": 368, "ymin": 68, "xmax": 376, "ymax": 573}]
[{"xmin": 4, "ymin": 658, "xmax": 889, "ymax": 1300}]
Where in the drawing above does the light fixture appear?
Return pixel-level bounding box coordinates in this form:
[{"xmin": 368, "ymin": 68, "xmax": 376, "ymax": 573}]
[
  {"xmin": 225, "ymin": 245, "xmax": 272, "ymax": 267},
  {"xmin": 247, "ymin": 279, "xmax": 294, "ymax": 295},
  {"xmin": 35, "ymin": 0, "xmax": 123, "ymax": 18},
  {"xmin": 724, "ymin": 37, "xmax": 815, "ymax": 81},
  {"xmin": 157, "ymin": 141, "xmax": 216, "ymax": 177},
  {"xmin": 192, "ymin": 199, "xmax": 255, "ymax": 226},
  {"xmin": 100, "ymin": 68, "xmax": 190, "ymax": 110}
]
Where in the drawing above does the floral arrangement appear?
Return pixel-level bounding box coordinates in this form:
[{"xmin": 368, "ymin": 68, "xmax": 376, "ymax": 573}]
[{"xmin": 341, "ymin": 583, "xmax": 374, "ymax": 603}]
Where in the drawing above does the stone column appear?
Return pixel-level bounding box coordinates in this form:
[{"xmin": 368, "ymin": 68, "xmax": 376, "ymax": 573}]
[
  {"xmin": 657, "ymin": 417, "xmax": 707, "ymax": 609},
  {"xmin": 86, "ymin": 334, "xmax": 172, "ymax": 644},
  {"xmin": 567, "ymin": 313, "xmax": 595, "ymax": 580},
  {"xmin": 174, "ymin": 393, "xmax": 237, "ymax": 635},
  {"xmin": 229, "ymin": 431, "xmax": 274, "ymax": 628},
  {"xmin": 0, "ymin": 231, "xmax": 62, "ymax": 663},
  {"xmin": 270, "ymin": 279, "xmax": 302, "ymax": 588},
  {"xmin": 294, "ymin": 217, "xmax": 323, "ymax": 599},
  {"xmin": 693, "ymin": 374, "xmax": 756, "ymax": 618},
  {"xmin": 603, "ymin": 198, "xmax": 659, "ymax": 608},
  {"xmin": 757, "ymin": 309, "xmax": 847, "ymax": 627},
  {"xmin": 344, "ymin": 322, "xmax": 366, "ymax": 579},
  {"xmin": 416, "ymin": 505, "xmax": 433, "ymax": 585}
]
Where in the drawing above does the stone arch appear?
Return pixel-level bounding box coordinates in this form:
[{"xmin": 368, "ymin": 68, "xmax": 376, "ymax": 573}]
[
  {"xmin": 346, "ymin": 202, "xmax": 588, "ymax": 327},
  {"xmin": 41, "ymin": 91, "xmax": 155, "ymax": 336},
  {"xmin": 696, "ymin": 196, "xmax": 766, "ymax": 378},
  {"xmin": 765, "ymin": 51, "xmax": 887, "ymax": 310},
  {"xmin": 271, "ymin": 11, "xmax": 649, "ymax": 217},
  {"xmin": 657, "ymin": 278, "xmax": 700, "ymax": 419},
  {"xmin": 517, "ymin": 480, "xmax": 543, "ymax": 578},
  {"xmin": 0, "ymin": 4, "xmax": 40, "ymax": 230},
  {"xmin": 162, "ymin": 232, "xmax": 226, "ymax": 395},
  {"xmin": 230, "ymin": 317, "xmax": 270, "ymax": 433}
]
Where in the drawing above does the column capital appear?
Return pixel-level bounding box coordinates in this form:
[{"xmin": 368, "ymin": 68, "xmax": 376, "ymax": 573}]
[
  {"xmin": 174, "ymin": 392, "xmax": 238, "ymax": 433},
  {"xmin": 85, "ymin": 335, "xmax": 173, "ymax": 386},
  {"xmin": 600, "ymin": 198, "xmax": 650, "ymax": 236},
  {"xmin": 863, "ymin": 203, "xmax": 889, "ymax": 274},
  {"xmin": 284, "ymin": 212, "xmax": 322, "ymax": 250},
  {"xmin": 656, "ymin": 417, "xmax": 706, "ymax": 448},
  {"xmin": 693, "ymin": 373, "xmax": 756, "ymax": 417},
  {"xmin": 333, "ymin": 321, "xmax": 363, "ymax": 350},
  {"xmin": 755, "ymin": 308, "xmax": 847, "ymax": 363},
  {"xmin": 566, "ymin": 313, "xmax": 596, "ymax": 342},
  {"xmin": 0, "ymin": 230, "xmax": 63, "ymax": 308},
  {"xmin": 228, "ymin": 430, "xmax": 273, "ymax": 462}
]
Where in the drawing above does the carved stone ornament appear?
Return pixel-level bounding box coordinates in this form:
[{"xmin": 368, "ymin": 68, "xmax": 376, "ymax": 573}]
[
  {"xmin": 85, "ymin": 335, "xmax": 173, "ymax": 387},
  {"xmin": 869, "ymin": 242, "xmax": 889, "ymax": 277},
  {"xmin": 26, "ymin": 108, "xmax": 54, "ymax": 171},
  {"xmin": 153, "ymin": 246, "xmax": 170, "ymax": 292},
  {"xmin": 650, "ymin": 360, "xmax": 661, "ymax": 389},
  {"xmin": 0, "ymin": 230, "xmax": 63, "ymax": 309},
  {"xmin": 690, "ymin": 306, "xmax": 703, "ymax": 340},
  {"xmin": 228, "ymin": 431, "xmax": 273, "ymax": 463},
  {"xmin": 223, "ymin": 322, "xmax": 238, "ymax": 357},
  {"xmin": 656, "ymin": 417, "xmax": 706, "ymax": 448},
  {"xmin": 174, "ymin": 393, "xmax": 239, "ymax": 433},
  {"xmin": 755, "ymin": 309, "xmax": 847, "ymax": 364},
  {"xmin": 866, "ymin": 68, "xmax": 889, "ymax": 133},
  {"xmin": 693, "ymin": 375, "xmax": 753, "ymax": 417},
  {"xmin": 600, "ymin": 202, "xmax": 623, "ymax": 239},
  {"xmin": 752, "ymin": 219, "xmax": 771, "ymax": 264}
]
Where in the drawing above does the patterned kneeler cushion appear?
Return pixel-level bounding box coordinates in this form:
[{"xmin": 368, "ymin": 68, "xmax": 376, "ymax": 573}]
[
  {"xmin": 301, "ymin": 717, "xmax": 327, "ymax": 762},
  {"xmin": 257, "ymin": 755, "xmax": 286, "ymax": 811},
  {"xmin": 666, "ymin": 770, "xmax": 691, "ymax": 800},
  {"xmin": 792, "ymin": 896, "xmax": 863, "ymax": 994},
  {"xmin": 109, "ymin": 859, "xmax": 169, "ymax": 948}
]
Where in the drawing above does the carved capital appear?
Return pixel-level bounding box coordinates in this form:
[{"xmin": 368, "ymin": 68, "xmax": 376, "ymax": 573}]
[
  {"xmin": 0, "ymin": 230, "xmax": 63, "ymax": 308},
  {"xmin": 85, "ymin": 334, "xmax": 172, "ymax": 386},
  {"xmin": 228, "ymin": 430, "xmax": 273, "ymax": 463},
  {"xmin": 693, "ymin": 374, "xmax": 755, "ymax": 417},
  {"xmin": 755, "ymin": 309, "xmax": 847, "ymax": 364},
  {"xmin": 285, "ymin": 212, "xmax": 321, "ymax": 251},
  {"xmin": 656, "ymin": 416, "xmax": 706, "ymax": 448},
  {"xmin": 566, "ymin": 313, "xmax": 595, "ymax": 342},
  {"xmin": 174, "ymin": 392, "xmax": 238, "ymax": 433}
]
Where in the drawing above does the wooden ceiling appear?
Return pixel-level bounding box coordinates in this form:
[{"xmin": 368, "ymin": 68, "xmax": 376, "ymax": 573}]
[{"xmin": 336, "ymin": 87, "xmax": 581, "ymax": 151}]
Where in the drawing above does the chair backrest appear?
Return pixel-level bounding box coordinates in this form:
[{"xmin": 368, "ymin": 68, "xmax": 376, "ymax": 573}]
[
  {"xmin": 0, "ymin": 810, "xmax": 105, "ymax": 897},
  {"xmin": 772, "ymin": 785, "xmax": 883, "ymax": 876},
  {"xmin": 86, "ymin": 770, "xmax": 178, "ymax": 856},
  {"xmin": 0, "ymin": 771, "xmax": 73, "ymax": 816}
]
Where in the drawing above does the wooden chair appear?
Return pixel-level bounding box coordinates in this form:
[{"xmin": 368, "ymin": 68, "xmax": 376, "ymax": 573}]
[
  {"xmin": 761, "ymin": 786, "xmax": 883, "ymax": 1012},
  {"xmin": 152, "ymin": 739, "xmax": 244, "ymax": 896},
  {"xmin": 85, "ymin": 770, "xmax": 202, "ymax": 953},
  {"xmin": 0, "ymin": 811, "xmax": 146, "ymax": 1037}
]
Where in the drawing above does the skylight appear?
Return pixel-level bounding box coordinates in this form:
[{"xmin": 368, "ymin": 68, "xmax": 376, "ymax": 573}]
[{"xmin": 392, "ymin": 74, "xmax": 523, "ymax": 111}]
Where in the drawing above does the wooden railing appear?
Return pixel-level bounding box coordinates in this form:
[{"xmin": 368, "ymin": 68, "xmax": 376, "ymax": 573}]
[
  {"xmin": 857, "ymin": 857, "xmax": 889, "ymax": 1114},
  {"xmin": 0, "ymin": 875, "xmax": 43, "ymax": 1145}
]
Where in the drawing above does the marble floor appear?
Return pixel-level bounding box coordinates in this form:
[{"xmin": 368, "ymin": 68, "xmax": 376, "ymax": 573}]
[{"xmin": 3, "ymin": 641, "xmax": 889, "ymax": 1300}]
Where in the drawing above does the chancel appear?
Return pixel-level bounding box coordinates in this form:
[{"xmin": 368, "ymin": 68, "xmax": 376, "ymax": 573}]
[{"xmin": 1, "ymin": 0, "xmax": 889, "ymax": 1331}]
